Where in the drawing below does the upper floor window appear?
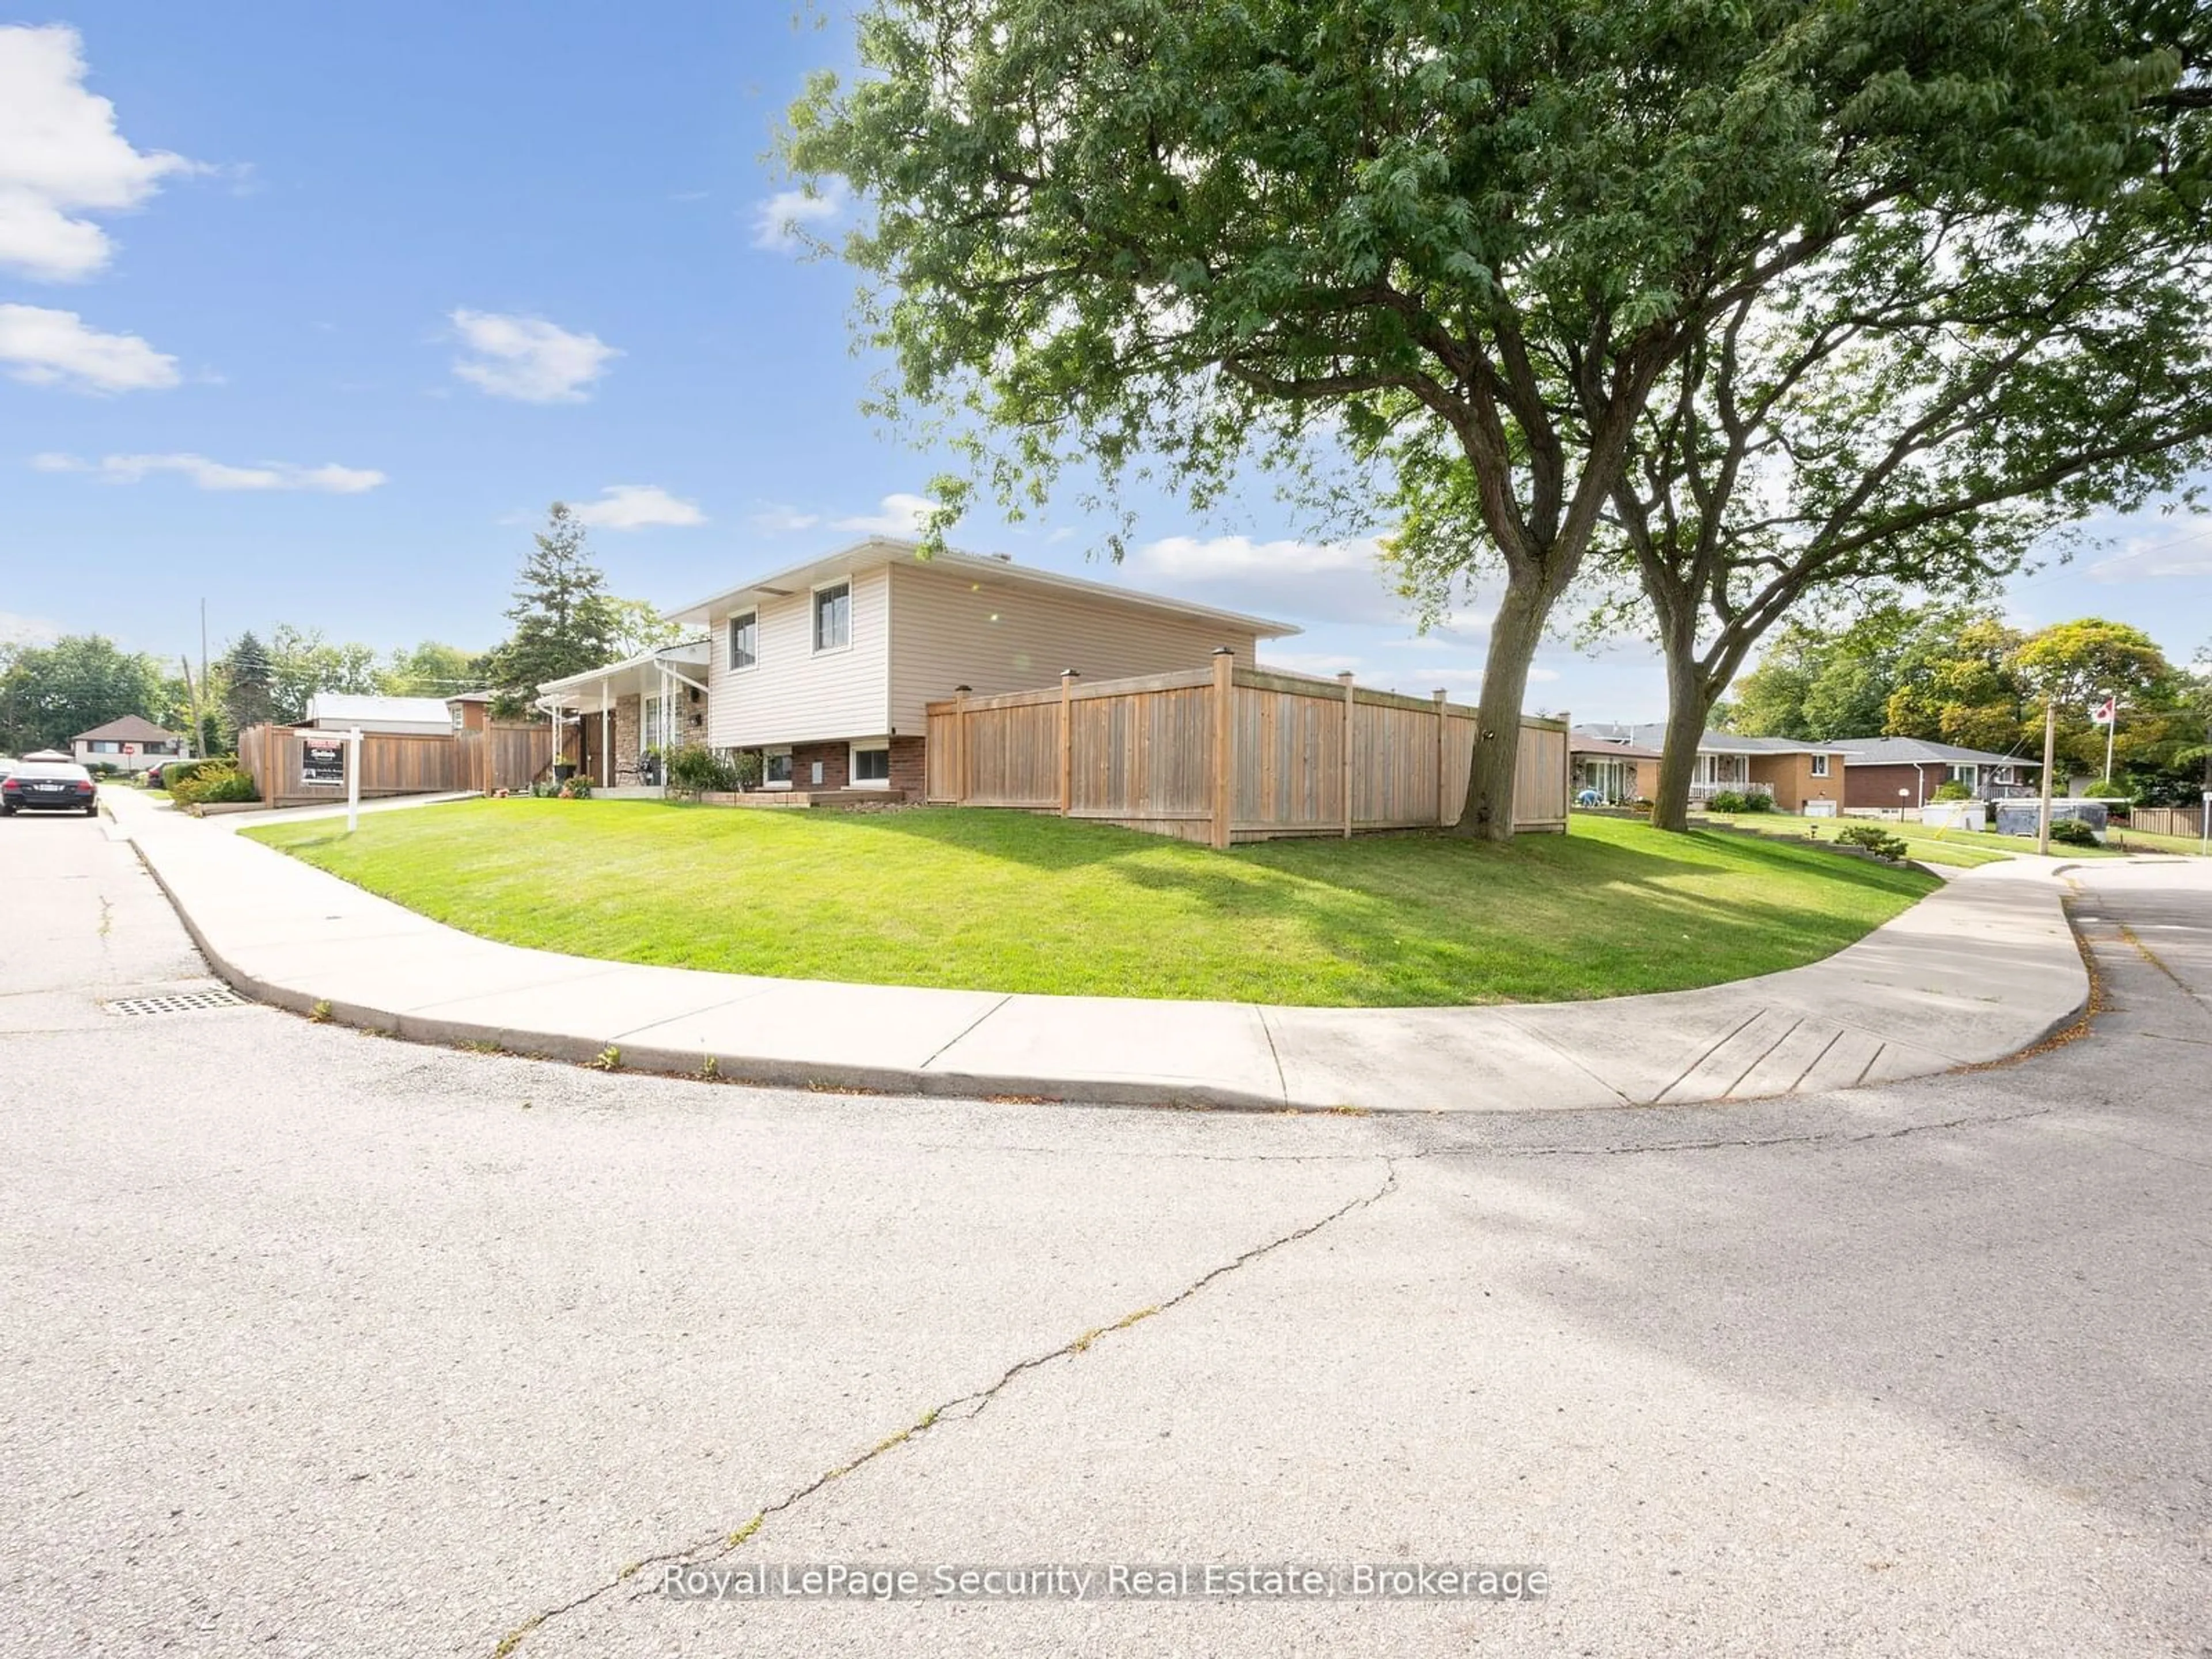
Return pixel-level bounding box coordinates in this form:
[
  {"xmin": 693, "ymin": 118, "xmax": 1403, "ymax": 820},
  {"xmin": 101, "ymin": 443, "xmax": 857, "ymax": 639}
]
[
  {"xmin": 728, "ymin": 611, "xmax": 757, "ymax": 671},
  {"xmin": 813, "ymin": 582, "xmax": 851, "ymax": 653}
]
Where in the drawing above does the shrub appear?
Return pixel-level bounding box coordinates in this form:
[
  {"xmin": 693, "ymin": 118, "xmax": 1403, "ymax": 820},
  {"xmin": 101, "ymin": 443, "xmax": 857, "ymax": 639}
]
[
  {"xmin": 1706, "ymin": 789, "xmax": 1751, "ymax": 813},
  {"xmin": 170, "ymin": 762, "xmax": 259, "ymax": 806},
  {"xmin": 556, "ymin": 775, "xmax": 594, "ymax": 800},
  {"xmin": 161, "ymin": 758, "xmax": 223, "ymax": 793},
  {"xmin": 1736, "ymin": 790, "xmax": 1777, "ymax": 813},
  {"xmin": 2048, "ymin": 817, "xmax": 2099, "ymax": 847},
  {"xmin": 1933, "ymin": 780, "xmax": 1972, "ymax": 801},
  {"xmin": 666, "ymin": 743, "xmax": 740, "ymax": 795},
  {"xmin": 1836, "ymin": 823, "xmax": 1910, "ymax": 862}
]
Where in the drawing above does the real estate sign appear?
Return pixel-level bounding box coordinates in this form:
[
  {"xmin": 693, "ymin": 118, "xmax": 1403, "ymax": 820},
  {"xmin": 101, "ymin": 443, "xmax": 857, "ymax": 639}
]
[{"xmin": 300, "ymin": 737, "xmax": 346, "ymax": 787}]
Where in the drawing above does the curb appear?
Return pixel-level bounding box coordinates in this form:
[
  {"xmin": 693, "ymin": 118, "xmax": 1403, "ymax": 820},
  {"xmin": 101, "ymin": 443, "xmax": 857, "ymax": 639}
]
[{"xmin": 120, "ymin": 803, "xmax": 2094, "ymax": 1115}]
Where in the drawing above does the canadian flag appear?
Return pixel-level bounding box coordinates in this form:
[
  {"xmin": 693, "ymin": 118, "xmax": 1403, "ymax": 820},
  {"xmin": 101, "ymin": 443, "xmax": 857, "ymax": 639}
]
[{"xmin": 2090, "ymin": 695, "xmax": 2117, "ymax": 726}]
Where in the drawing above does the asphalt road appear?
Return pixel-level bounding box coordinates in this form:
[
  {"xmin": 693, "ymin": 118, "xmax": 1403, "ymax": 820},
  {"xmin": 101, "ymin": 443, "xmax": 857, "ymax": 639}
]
[{"xmin": 2, "ymin": 809, "xmax": 2207, "ymax": 1658}]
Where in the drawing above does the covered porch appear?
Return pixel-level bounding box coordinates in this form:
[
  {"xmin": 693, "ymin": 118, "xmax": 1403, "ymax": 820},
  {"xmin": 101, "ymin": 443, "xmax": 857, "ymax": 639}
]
[{"xmin": 535, "ymin": 639, "xmax": 711, "ymax": 792}]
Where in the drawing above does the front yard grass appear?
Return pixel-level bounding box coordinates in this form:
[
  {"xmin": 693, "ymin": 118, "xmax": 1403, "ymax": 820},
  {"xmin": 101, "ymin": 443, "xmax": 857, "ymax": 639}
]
[{"xmin": 245, "ymin": 801, "xmax": 1939, "ymax": 1007}]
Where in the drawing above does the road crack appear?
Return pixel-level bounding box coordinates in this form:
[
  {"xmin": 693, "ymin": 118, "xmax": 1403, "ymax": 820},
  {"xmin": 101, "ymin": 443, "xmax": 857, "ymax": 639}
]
[{"xmin": 488, "ymin": 1158, "xmax": 1399, "ymax": 1656}]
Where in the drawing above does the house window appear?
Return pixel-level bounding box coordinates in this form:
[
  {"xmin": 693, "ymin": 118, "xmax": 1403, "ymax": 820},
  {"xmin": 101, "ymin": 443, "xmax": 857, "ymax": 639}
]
[
  {"xmin": 91, "ymin": 740, "xmax": 121, "ymax": 753},
  {"xmin": 728, "ymin": 611, "xmax": 757, "ymax": 671},
  {"xmin": 763, "ymin": 748, "xmax": 793, "ymax": 789},
  {"xmin": 850, "ymin": 743, "xmax": 891, "ymax": 787},
  {"xmin": 1810, "ymin": 754, "xmax": 1830, "ymax": 777},
  {"xmin": 1948, "ymin": 764, "xmax": 1979, "ymax": 787},
  {"xmin": 813, "ymin": 582, "xmax": 851, "ymax": 653}
]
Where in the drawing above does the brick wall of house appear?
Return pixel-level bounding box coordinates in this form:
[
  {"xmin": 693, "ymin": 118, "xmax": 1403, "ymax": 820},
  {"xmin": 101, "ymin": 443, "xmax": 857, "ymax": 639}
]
[
  {"xmin": 789, "ymin": 740, "xmax": 849, "ymax": 790},
  {"xmin": 888, "ymin": 736, "xmax": 926, "ymax": 796}
]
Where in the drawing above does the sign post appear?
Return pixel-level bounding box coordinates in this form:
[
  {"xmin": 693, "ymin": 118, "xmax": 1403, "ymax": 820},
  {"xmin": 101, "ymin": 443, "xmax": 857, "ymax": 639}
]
[{"xmin": 2036, "ymin": 696, "xmax": 2058, "ymax": 857}]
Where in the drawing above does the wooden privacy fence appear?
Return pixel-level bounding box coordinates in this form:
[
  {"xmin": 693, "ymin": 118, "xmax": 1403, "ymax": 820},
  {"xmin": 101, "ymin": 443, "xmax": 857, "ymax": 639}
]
[
  {"xmin": 2127, "ymin": 803, "xmax": 2206, "ymax": 839},
  {"xmin": 457, "ymin": 722, "xmax": 558, "ymax": 794},
  {"xmin": 924, "ymin": 656, "xmax": 1569, "ymax": 846},
  {"xmin": 239, "ymin": 721, "xmax": 553, "ymax": 808}
]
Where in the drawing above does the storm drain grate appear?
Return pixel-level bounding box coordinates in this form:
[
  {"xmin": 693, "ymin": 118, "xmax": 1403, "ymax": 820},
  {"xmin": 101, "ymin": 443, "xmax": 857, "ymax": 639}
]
[{"xmin": 102, "ymin": 987, "xmax": 249, "ymax": 1017}]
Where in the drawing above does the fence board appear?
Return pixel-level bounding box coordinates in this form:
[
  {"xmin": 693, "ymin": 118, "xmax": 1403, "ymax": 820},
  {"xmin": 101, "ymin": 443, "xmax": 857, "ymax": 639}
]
[
  {"xmin": 2128, "ymin": 804, "xmax": 2206, "ymax": 839},
  {"xmin": 925, "ymin": 665, "xmax": 1567, "ymax": 843},
  {"xmin": 236, "ymin": 722, "xmax": 552, "ymax": 809}
]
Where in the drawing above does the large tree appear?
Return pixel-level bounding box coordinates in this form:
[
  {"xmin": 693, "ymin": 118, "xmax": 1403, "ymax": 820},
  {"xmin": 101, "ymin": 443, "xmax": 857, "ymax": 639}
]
[
  {"xmin": 1527, "ymin": 9, "xmax": 2212, "ymax": 830},
  {"xmin": 380, "ymin": 640, "xmax": 488, "ymax": 698},
  {"xmin": 485, "ymin": 504, "xmax": 620, "ymax": 716},
  {"xmin": 219, "ymin": 632, "xmax": 277, "ymax": 737},
  {"xmin": 267, "ymin": 624, "xmax": 384, "ymax": 723},
  {"xmin": 0, "ymin": 635, "xmax": 172, "ymax": 753},
  {"xmin": 787, "ymin": 0, "xmax": 2200, "ymax": 838}
]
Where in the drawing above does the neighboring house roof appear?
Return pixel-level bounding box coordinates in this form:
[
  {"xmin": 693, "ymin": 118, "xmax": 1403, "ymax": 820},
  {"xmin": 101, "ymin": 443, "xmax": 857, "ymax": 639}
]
[
  {"xmin": 1575, "ymin": 722, "xmax": 1844, "ymax": 756},
  {"xmin": 71, "ymin": 714, "xmax": 177, "ymax": 743},
  {"xmin": 445, "ymin": 690, "xmax": 496, "ymax": 704},
  {"xmin": 1827, "ymin": 737, "xmax": 2043, "ymax": 768},
  {"xmin": 1568, "ymin": 728, "xmax": 1664, "ymax": 760},
  {"xmin": 666, "ymin": 537, "xmax": 1301, "ymax": 641},
  {"xmin": 305, "ymin": 693, "xmax": 455, "ymax": 726}
]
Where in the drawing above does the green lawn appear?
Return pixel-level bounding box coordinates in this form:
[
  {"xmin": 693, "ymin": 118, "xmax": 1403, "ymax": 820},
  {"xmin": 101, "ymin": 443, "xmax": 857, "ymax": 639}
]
[
  {"xmin": 1692, "ymin": 812, "xmax": 2013, "ymax": 869},
  {"xmin": 245, "ymin": 801, "xmax": 1938, "ymax": 1007},
  {"xmin": 2109, "ymin": 824, "xmax": 2210, "ymax": 857}
]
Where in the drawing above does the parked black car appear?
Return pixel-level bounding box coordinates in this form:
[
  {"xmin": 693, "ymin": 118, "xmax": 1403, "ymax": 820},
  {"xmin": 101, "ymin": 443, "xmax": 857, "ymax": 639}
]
[{"xmin": 1, "ymin": 761, "xmax": 99, "ymax": 816}]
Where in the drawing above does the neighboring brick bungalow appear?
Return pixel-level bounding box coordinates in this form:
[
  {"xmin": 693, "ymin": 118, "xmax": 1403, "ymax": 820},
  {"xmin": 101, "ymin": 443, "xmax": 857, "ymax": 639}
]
[
  {"xmin": 1573, "ymin": 725, "xmax": 1848, "ymax": 812},
  {"xmin": 1827, "ymin": 737, "xmax": 2043, "ymax": 809},
  {"xmin": 536, "ymin": 537, "xmax": 1297, "ymax": 798}
]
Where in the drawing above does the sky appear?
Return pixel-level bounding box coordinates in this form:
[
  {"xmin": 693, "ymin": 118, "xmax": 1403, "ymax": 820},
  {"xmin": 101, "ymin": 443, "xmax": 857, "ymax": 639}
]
[{"xmin": 3, "ymin": 4, "xmax": 2209, "ymax": 722}]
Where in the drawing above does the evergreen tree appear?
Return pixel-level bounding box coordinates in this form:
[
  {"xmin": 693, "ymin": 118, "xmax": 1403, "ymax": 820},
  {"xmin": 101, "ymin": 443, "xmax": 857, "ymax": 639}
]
[
  {"xmin": 487, "ymin": 504, "xmax": 619, "ymax": 716},
  {"xmin": 221, "ymin": 632, "xmax": 276, "ymax": 734}
]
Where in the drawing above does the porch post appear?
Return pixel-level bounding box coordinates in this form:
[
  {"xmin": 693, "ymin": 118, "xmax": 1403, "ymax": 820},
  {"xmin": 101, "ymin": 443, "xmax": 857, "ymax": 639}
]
[
  {"xmin": 600, "ymin": 680, "xmax": 610, "ymax": 788},
  {"xmin": 1210, "ymin": 647, "xmax": 1235, "ymax": 850}
]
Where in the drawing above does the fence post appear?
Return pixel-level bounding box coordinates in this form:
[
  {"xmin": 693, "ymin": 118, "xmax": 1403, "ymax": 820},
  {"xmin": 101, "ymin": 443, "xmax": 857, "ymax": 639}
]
[
  {"xmin": 1058, "ymin": 669, "xmax": 1078, "ymax": 816},
  {"xmin": 1338, "ymin": 671, "xmax": 1356, "ymax": 838},
  {"xmin": 1211, "ymin": 648, "xmax": 1236, "ymax": 850},
  {"xmin": 1434, "ymin": 691, "xmax": 1450, "ymax": 827},
  {"xmin": 1559, "ymin": 710, "xmax": 1571, "ymax": 828},
  {"xmin": 953, "ymin": 685, "xmax": 971, "ymax": 806}
]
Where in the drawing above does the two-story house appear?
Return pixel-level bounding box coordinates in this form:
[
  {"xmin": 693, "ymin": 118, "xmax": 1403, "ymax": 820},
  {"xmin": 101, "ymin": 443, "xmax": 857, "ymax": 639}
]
[{"xmin": 537, "ymin": 538, "xmax": 1298, "ymax": 794}]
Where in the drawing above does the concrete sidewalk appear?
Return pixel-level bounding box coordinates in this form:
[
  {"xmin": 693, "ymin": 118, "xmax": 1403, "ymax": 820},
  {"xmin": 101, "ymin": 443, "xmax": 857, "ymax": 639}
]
[{"xmin": 105, "ymin": 789, "xmax": 2090, "ymax": 1112}]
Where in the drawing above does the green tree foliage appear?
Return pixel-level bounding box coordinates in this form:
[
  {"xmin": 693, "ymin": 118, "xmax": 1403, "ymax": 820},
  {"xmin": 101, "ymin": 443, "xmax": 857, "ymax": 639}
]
[
  {"xmin": 604, "ymin": 597, "xmax": 681, "ymax": 661},
  {"xmin": 1550, "ymin": 9, "xmax": 2212, "ymax": 829},
  {"xmin": 486, "ymin": 504, "xmax": 620, "ymax": 717},
  {"xmin": 0, "ymin": 635, "xmax": 172, "ymax": 753},
  {"xmin": 381, "ymin": 641, "xmax": 487, "ymax": 698},
  {"xmin": 2014, "ymin": 617, "xmax": 2194, "ymax": 786},
  {"xmin": 266, "ymin": 624, "xmax": 383, "ymax": 723},
  {"xmin": 789, "ymin": 0, "xmax": 2212, "ymax": 839},
  {"xmin": 219, "ymin": 632, "xmax": 276, "ymax": 736}
]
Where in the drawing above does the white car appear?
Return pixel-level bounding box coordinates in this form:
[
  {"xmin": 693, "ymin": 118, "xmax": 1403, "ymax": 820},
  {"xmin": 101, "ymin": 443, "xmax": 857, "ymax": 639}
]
[{"xmin": 1, "ymin": 759, "xmax": 100, "ymax": 816}]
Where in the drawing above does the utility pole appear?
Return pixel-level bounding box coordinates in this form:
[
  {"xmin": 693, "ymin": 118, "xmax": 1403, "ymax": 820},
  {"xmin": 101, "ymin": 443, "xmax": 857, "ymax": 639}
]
[
  {"xmin": 180, "ymin": 655, "xmax": 202, "ymax": 757},
  {"xmin": 199, "ymin": 598, "xmax": 210, "ymax": 755},
  {"xmin": 2101, "ymin": 691, "xmax": 2118, "ymax": 785},
  {"xmin": 2037, "ymin": 695, "xmax": 2058, "ymax": 856}
]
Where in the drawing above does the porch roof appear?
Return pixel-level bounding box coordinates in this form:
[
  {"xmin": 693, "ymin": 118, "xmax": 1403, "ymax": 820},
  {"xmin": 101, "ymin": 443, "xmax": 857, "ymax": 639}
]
[{"xmin": 535, "ymin": 639, "xmax": 711, "ymax": 711}]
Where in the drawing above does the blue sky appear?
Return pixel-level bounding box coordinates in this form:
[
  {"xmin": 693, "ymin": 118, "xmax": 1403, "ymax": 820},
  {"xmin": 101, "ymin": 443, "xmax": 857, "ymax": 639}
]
[{"xmin": 4, "ymin": 5, "xmax": 2208, "ymax": 720}]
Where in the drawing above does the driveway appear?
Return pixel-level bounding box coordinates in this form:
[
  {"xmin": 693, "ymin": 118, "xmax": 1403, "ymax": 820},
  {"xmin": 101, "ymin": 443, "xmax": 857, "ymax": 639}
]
[{"xmin": 2, "ymin": 815, "xmax": 2206, "ymax": 1657}]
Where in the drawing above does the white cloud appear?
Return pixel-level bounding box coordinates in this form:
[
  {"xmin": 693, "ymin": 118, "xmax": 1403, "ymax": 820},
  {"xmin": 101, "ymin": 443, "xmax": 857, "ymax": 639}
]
[
  {"xmin": 1127, "ymin": 533, "xmax": 1412, "ymax": 625},
  {"xmin": 0, "ymin": 609, "xmax": 63, "ymax": 646},
  {"xmin": 449, "ymin": 309, "xmax": 619, "ymax": 403},
  {"xmin": 35, "ymin": 451, "xmax": 385, "ymax": 492},
  {"xmin": 2086, "ymin": 533, "xmax": 2212, "ymax": 583},
  {"xmin": 750, "ymin": 502, "xmax": 821, "ymax": 534},
  {"xmin": 0, "ymin": 302, "xmax": 177, "ymax": 391},
  {"xmin": 0, "ymin": 24, "xmax": 203, "ymax": 281},
  {"xmin": 571, "ymin": 483, "xmax": 705, "ymax": 531},
  {"xmin": 832, "ymin": 493, "xmax": 938, "ymax": 537},
  {"xmin": 751, "ymin": 181, "xmax": 847, "ymax": 253}
]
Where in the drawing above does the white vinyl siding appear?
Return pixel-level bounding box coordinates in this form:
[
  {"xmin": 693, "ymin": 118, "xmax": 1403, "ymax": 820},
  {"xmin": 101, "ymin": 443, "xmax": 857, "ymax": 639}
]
[
  {"xmin": 885, "ymin": 561, "xmax": 1261, "ymax": 734},
  {"xmin": 704, "ymin": 566, "xmax": 891, "ymax": 748}
]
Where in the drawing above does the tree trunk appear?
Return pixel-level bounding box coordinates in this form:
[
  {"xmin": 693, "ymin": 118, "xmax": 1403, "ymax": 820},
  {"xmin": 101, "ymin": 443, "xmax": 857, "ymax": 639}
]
[
  {"xmin": 1648, "ymin": 642, "xmax": 1712, "ymax": 834},
  {"xmin": 1449, "ymin": 570, "xmax": 1549, "ymax": 842}
]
